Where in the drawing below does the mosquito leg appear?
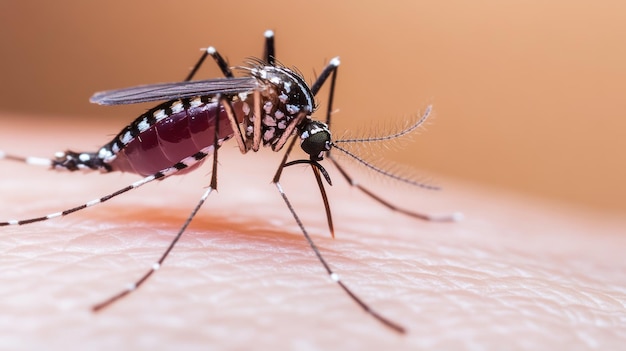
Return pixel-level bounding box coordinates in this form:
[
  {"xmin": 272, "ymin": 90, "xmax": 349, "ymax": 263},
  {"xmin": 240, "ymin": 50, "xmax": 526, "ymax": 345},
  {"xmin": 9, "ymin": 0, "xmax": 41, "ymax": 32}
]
[
  {"xmin": 271, "ymin": 133, "xmax": 404, "ymax": 333},
  {"xmin": 327, "ymin": 155, "xmax": 463, "ymax": 222},
  {"xmin": 263, "ymin": 30, "xmax": 276, "ymax": 66},
  {"xmin": 186, "ymin": 29, "xmax": 276, "ymax": 81},
  {"xmin": 185, "ymin": 43, "xmax": 234, "ymax": 81},
  {"xmin": 220, "ymin": 95, "xmax": 248, "ymax": 154},
  {"xmin": 272, "ymin": 181, "xmax": 406, "ymax": 333},
  {"xmin": 92, "ymin": 183, "xmax": 216, "ymax": 311},
  {"xmin": 0, "ymin": 151, "xmax": 52, "ymax": 167},
  {"xmin": 310, "ymin": 57, "xmax": 340, "ymax": 98},
  {"xmin": 252, "ymin": 90, "xmax": 263, "ymax": 151},
  {"xmin": 94, "ymin": 99, "xmax": 223, "ymax": 311},
  {"xmin": 0, "ymin": 144, "xmax": 219, "ymax": 227}
]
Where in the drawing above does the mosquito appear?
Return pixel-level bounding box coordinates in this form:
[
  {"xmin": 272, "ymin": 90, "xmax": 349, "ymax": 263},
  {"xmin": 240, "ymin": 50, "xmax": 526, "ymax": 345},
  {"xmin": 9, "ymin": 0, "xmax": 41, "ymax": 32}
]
[{"xmin": 0, "ymin": 30, "xmax": 461, "ymax": 334}]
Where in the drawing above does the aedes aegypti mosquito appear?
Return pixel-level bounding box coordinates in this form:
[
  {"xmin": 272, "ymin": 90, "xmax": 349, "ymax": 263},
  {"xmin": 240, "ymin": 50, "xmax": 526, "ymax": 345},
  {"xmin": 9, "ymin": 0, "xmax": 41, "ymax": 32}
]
[{"xmin": 0, "ymin": 30, "xmax": 461, "ymax": 334}]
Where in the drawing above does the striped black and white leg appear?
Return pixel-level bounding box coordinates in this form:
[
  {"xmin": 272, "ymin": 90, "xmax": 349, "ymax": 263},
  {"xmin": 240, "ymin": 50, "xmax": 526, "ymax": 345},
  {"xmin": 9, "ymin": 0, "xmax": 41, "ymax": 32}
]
[
  {"xmin": 93, "ymin": 98, "xmax": 224, "ymax": 311},
  {"xmin": 272, "ymin": 148, "xmax": 407, "ymax": 333},
  {"xmin": 268, "ymin": 61, "xmax": 407, "ymax": 334},
  {"xmin": 0, "ymin": 146, "xmax": 215, "ymax": 227},
  {"xmin": 0, "ymin": 147, "xmax": 117, "ymax": 173},
  {"xmin": 185, "ymin": 29, "xmax": 276, "ymax": 81}
]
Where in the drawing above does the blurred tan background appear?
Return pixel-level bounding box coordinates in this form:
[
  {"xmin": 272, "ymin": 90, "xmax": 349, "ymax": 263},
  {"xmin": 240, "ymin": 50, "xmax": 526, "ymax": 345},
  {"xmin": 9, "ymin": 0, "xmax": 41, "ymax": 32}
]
[{"xmin": 0, "ymin": 1, "xmax": 624, "ymax": 215}]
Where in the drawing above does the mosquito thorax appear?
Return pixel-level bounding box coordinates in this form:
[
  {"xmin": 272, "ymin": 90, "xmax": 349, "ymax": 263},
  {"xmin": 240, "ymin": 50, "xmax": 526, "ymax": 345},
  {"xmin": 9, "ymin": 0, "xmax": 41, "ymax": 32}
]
[
  {"xmin": 299, "ymin": 121, "xmax": 331, "ymax": 160},
  {"xmin": 248, "ymin": 65, "xmax": 315, "ymax": 115}
]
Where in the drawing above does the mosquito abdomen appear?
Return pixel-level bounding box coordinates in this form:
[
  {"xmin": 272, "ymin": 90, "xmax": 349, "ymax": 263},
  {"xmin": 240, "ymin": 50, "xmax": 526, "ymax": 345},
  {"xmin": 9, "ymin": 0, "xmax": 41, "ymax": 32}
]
[{"xmin": 105, "ymin": 97, "xmax": 240, "ymax": 176}]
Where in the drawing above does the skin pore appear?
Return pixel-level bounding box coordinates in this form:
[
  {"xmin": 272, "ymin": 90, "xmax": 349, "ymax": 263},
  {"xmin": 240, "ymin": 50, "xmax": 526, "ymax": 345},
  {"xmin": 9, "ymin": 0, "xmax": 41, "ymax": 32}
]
[{"xmin": 0, "ymin": 114, "xmax": 624, "ymax": 350}]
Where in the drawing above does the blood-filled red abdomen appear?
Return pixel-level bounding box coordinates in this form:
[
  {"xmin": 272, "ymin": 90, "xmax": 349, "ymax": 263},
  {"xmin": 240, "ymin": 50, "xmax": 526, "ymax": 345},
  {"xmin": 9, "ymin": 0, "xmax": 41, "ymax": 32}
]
[{"xmin": 108, "ymin": 99, "xmax": 238, "ymax": 176}]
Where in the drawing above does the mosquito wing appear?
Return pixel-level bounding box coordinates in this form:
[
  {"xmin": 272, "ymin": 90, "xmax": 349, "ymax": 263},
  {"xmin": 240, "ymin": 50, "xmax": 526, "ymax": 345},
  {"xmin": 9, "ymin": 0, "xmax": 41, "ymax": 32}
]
[{"xmin": 90, "ymin": 77, "xmax": 259, "ymax": 105}]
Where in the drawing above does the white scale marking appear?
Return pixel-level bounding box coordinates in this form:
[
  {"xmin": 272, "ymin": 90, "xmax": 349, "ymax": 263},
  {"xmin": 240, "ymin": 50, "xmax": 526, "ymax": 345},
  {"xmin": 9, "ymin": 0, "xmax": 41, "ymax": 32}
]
[
  {"xmin": 278, "ymin": 93, "xmax": 288, "ymax": 103},
  {"xmin": 26, "ymin": 157, "xmax": 52, "ymax": 166},
  {"xmin": 263, "ymin": 115, "xmax": 277, "ymax": 126},
  {"xmin": 86, "ymin": 199, "xmax": 101, "ymax": 207},
  {"xmin": 263, "ymin": 128, "xmax": 275, "ymax": 141},
  {"xmin": 153, "ymin": 109, "xmax": 167, "ymax": 121},
  {"xmin": 137, "ymin": 118, "xmax": 150, "ymax": 133},
  {"xmin": 120, "ymin": 131, "xmax": 133, "ymax": 145},
  {"xmin": 171, "ymin": 101, "xmax": 184, "ymax": 113},
  {"xmin": 190, "ymin": 97, "xmax": 202, "ymax": 108},
  {"xmin": 47, "ymin": 212, "xmax": 62, "ymax": 219},
  {"xmin": 286, "ymin": 104, "xmax": 299, "ymax": 115},
  {"xmin": 270, "ymin": 76, "xmax": 281, "ymax": 85}
]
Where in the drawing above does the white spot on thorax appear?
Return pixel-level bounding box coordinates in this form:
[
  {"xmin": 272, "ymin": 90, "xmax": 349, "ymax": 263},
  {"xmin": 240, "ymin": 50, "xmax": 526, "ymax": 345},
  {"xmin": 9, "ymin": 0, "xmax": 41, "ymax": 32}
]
[
  {"xmin": 286, "ymin": 104, "xmax": 299, "ymax": 115},
  {"xmin": 279, "ymin": 93, "xmax": 288, "ymax": 103}
]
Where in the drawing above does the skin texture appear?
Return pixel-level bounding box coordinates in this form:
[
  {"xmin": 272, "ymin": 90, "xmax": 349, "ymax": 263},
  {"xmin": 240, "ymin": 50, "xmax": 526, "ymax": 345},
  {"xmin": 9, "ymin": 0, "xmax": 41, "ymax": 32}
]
[{"xmin": 1, "ymin": 114, "xmax": 625, "ymax": 350}]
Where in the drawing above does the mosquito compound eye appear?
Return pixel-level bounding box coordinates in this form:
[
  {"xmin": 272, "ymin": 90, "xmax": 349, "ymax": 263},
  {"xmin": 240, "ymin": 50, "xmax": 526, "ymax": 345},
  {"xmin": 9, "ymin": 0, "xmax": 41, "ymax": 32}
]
[{"xmin": 299, "ymin": 121, "xmax": 331, "ymax": 160}]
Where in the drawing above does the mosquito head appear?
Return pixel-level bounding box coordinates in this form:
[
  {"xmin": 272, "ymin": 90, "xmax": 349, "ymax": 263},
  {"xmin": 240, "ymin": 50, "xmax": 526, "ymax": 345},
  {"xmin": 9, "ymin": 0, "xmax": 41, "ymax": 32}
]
[{"xmin": 299, "ymin": 120, "xmax": 332, "ymax": 161}]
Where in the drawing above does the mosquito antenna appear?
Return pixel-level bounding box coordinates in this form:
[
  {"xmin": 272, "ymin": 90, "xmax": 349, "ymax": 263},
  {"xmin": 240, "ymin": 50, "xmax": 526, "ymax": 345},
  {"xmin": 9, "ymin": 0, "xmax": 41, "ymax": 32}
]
[
  {"xmin": 331, "ymin": 143, "xmax": 440, "ymax": 191},
  {"xmin": 334, "ymin": 105, "xmax": 432, "ymax": 145}
]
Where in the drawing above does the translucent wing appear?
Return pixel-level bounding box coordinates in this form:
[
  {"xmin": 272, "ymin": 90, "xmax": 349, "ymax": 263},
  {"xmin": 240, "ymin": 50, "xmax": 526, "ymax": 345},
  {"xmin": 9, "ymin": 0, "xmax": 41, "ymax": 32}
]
[{"xmin": 90, "ymin": 77, "xmax": 258, "ymax": 105}]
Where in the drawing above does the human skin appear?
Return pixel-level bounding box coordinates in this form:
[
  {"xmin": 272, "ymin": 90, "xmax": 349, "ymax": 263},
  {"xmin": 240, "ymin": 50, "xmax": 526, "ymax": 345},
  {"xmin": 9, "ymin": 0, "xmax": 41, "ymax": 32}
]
[{"xmin": 0, "ymin": 114, "xmax": 625, "ymax": 350}]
